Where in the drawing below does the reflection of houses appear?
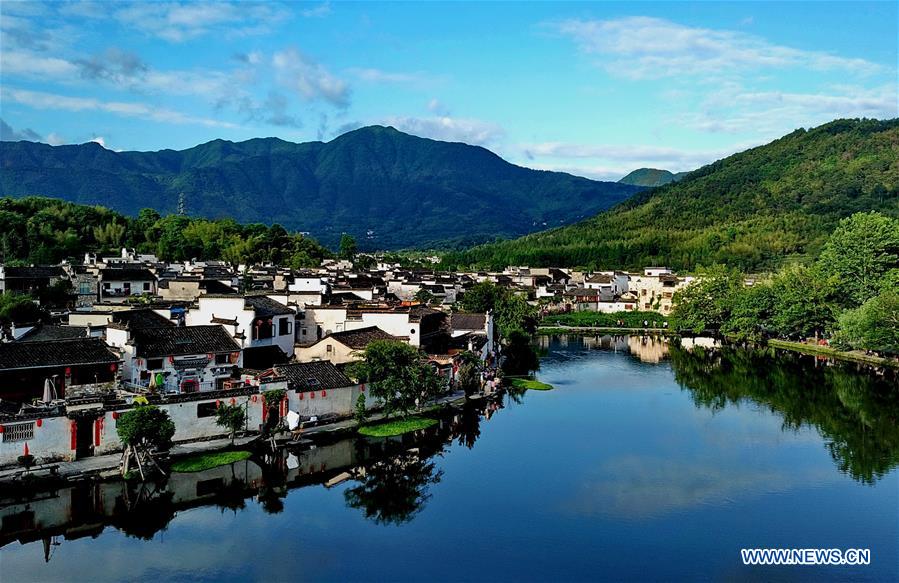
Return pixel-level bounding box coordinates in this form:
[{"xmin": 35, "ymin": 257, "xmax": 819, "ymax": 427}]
[
  {"xmin": 107, "ymin": 324, "xmax": 241, "ymax": 393},
  {"xmin": 627, "ymin": 335, "xmax": 670, "ymax": 363},
  {"xmin": 294, "ymin": 326, "xmax": 400, "ymax": 364},
  {"xmin": 99, "ymin": 268, "xmax": 157, "ymax": 303},
  {"xmin": 0, "ymin": 338, "xmax": 120, "ymax": 403}
]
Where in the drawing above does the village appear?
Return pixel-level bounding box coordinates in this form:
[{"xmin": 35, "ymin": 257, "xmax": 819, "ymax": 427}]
[{"xmin": 0, "ymin": 249, "xmax": 692, "ymax": 470}]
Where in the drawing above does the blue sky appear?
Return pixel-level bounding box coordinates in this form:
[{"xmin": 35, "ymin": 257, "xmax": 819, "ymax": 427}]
[{"xmin": 1, "ymin": 1, "xmax": 896, "ymax": 180}]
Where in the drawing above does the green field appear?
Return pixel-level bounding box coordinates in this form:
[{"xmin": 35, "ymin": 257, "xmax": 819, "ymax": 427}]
[
  {"xmin": 170, "ymin": 450, "xmax": 252, "ymax": 473},
  {"xmin": 507, "ymin": 378, "xmax": 554, "ymax": 391},
  {"xmin": 358, "ymin": 416, "xmax": 438, "ymax": 437}
]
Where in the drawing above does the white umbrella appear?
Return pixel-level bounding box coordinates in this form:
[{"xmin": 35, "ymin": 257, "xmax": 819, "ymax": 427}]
[{"xmin": 43, "ymin": 379, "xmax": 53, "ymax": 403}]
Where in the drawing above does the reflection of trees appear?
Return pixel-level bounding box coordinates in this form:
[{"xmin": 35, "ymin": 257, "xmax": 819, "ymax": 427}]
[
  {"xmin": 110, "ymin": 483, "xmax": 176, "ymax": 540},
  {"xmin": 670, "ymin": 344, "xmax": 899, "ymax": 483},
  {"xmin": 344, "ymin": 447, "xmax": 444, "ymax": 525},
  {"xmin": 454, "ymin": 403, "xmax": 482, "ymax": 449}
]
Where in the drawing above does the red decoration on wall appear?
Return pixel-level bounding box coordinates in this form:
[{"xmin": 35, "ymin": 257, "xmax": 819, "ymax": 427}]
[
  {"xmin": 94, "ymin": 417, "xmax": 103, "ymax": 446},
  {"xmin": 36, "ymin": 418, "xmax": 42, "ymax": 428},
  {"xmin": 299, "ymin": 392, "xmax": 304, "ymax": 400},
  {"xmin": 112, "ymin": 411, "xmax": 120, "ymax": 420},
  {"xmin": 168, "ymin": 356, "xmax": 175, "ymax": 364},
  {"xmin": 0, "ymin": 425, "xmax": 4, "ymax": 433},
  {"xmin": 70, "ymin": 420, "xmax": 77, "ymax": 450},
  {"xmin": 251, "ymin": 395, "xmax": 258, "ymax": 403}
]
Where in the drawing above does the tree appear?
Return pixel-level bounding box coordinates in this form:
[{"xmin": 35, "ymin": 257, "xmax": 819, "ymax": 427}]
[
  {"xmin": 353, "ymin": 340, "xmax": 446, "ymax": 418},
  {"xmin": 354, "ymin": 393, "xmax": 368, "ymax": 425},
  {"xmin": 0, "ymin": 293, "xmax": 49, "ymax": 330},
  {"xmin": 116, "ymin": 405, "xmax": 175, "ymax": 479},
  {"xmin": 339, "ymin": 234, "xmax": 358, "ymax": 260},
  {"xmin": 817, "ymin": 212, "xmax": 899, "ymax": 308},
  {"xmin": 835, "ymin": 290, "xmax": 899, "ymax": 355},
  {"xmin": 501, "ymin": 329, "xmax": 539, "ymax": 376},
  {"xmin": 769, "ymin": 264, "xmax": 836, "ymax": 339},
  {"xmin": 460, "ymin": 281, "xmax": 502, "ymax": 313},
  {"xmin": 216, "ymin": 403, "xmax": 247, "ymax": 444},
  {"xmin": 721, "ymin": 281, "xmax": 776, "ymax": 341},
  {"xmin": 671, "ymin": 265, "xmax": 742, "ymax": 333},
  {"xmin": 413, "ymin": 288, "xmax": 436, "ymax": 305},
  {"xmin": 459, "ymin": 281, "xmax": 536, "ymax": 335}
]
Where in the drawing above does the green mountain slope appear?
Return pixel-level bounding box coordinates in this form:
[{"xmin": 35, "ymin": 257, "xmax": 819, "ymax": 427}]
[
  {"xmin": 0, "ymin": 126, "xmax": 640, "ymax": 249},
  {"xmin": 445, "ymin": 119, "xmax": 899, "ymax": 271},
  {"xmin": 618, "ymin": 168, "xmax": 688, "ymax": 187}
]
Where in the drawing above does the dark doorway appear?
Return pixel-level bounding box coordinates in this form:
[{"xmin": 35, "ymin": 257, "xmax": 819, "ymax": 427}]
[{"xmin": 75, "ymin": 418, "xmax": 94, "ymax": 459}]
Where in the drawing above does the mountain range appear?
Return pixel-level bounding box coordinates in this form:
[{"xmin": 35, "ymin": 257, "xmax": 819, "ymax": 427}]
[
  {"xmin": 0, "ymin": 126, "xmax": 640, "ymax": 249},
  {"xmin": 445, "ymin": 118, "xmax": 899, "ymax": 272},
  {"xmin": 618, "ymin": 168, "xmax": 688, "ymax": 187}
]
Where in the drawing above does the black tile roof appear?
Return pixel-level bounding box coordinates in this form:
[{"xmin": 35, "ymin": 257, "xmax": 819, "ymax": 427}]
[
  {"xmin": 133, "ymin": 325, "xmax": 240, "ymax": 357},
  {"xmin": 450, "ymin": 313, "xmax": 487, "ymax": 331},
  {"xmin": 111, "ymin": 309, "xmax": 174, "ymax": 330},
  {"xmin": 2, "ymin": 265, "xmax": 66, "ymax": 279},
  {"xmin": 18, "ymin": 325, "xmax": 88, "ymax": 343},
  {"xmin": 100, "ymin": 267, "xmax": 155, "ymax": 281},
  {"xmin": 327, "ymin": 326, "xmax": 399, "ymax": 349},
  {"xmin": 0, "ymin": 338, "xmax": 119, "ymax": 370},
  {"xmin": 245, "ymin": 295, "xmax": 294, "ymax": 317},
  {"xmin": 273, "ymin": 361, "xmax": 354, "ymax": 391}
]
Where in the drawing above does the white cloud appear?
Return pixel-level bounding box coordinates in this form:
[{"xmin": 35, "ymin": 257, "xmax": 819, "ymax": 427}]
[
  {"xmin": 680, "ymin": 83, "xmax": 898, "ymax": 134},
  {"xmin": 554, "ymin": 16, "xmax": 883, "ymax": 80},
  {"xmin": 273, "ymin": 48, "xmax": 350, "ymax": 107},
  {"xmin": 2, "ymin": 87, "xmax": 239, "ymax": 129},
  {"xmin": 90, "ymin": 136, "xmax": 106, "ymax": 147},
  {"xmin": 1, "ymin": 50, "xmax": 80, "ymax": 77},
  {"xmin": 301, "ymin": 2, "xmax": 332, "ymax": 18},
  {"xmin": 381, "ymin": 115, "xmax": 505, "ymax": 145},
  {"xmin": 111, "ymin": 2, "xmax": 290, "ymax": 42},
  {"xmin": 46, "ymin": 132, "xmax": 66, "ymax": 146},
  {"xmin": 348, "ymin": 68, "xmax": 433, "ymax": 85},
  {"xmin": 0, "ymin": 118, "xmax": 42, "ymax": 142}
]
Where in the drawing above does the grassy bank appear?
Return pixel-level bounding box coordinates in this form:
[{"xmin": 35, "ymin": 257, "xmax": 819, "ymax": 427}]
[
  {"xmin": 359, "ymin": 416, "xmax": 438, "ymax": 437},
  {"xmin": 507, "ymin": 378, "xmax": 554, "ymax": 391},
  {"xmin": 170, "ymin": 450, "xmax": 252, "ymax": 473},
  {"xmin": 768, "ymin": 339, "xmax": 898, "ymax": 368},
  {"xmin": 542, "ymin": 310, "xmax": 666, "ymax": 328}
]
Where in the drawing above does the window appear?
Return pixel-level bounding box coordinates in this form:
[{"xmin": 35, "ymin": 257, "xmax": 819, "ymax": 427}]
[
  {"xmin": 2, "ymin": 422, "xmax": 35, "ymax": 443},
  {"xmin": 326, "ymin": 344, "xmax": 333, "ymax": 353},
  {"xmin": 215, "ymin": 353, "xmax": 229, "ymax": 364},
  {"xmin": 641, "ymin": 289, "xmax": 647, "ymax": 296},
  {"xmin": 279, "ymin": 317, "xmax": 292, "ymax": 336},
  {"xmin": 79, "ymin": 282, "xmax": 93, "ymax": 294},
  {"xmin": 147, "ymin": 358, "xmax": 163, "ymax": 370},
  {"xmin": 197, "ymin": 402, "xmax": 218, "ymax": 418},
  {"xmin": 143, "ymin": 282, "xmax": 151, "ymax": 291}
]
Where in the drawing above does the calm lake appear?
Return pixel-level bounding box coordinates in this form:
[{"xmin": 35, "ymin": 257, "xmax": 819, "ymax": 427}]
[{"xmin": 2, "ymin": 335, "xmax": 897, "ymax": 582}]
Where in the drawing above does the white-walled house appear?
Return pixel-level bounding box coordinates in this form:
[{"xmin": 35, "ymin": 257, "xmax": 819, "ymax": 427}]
[
  {"xmin": 187, "ymin": 295, "xmax": 296, "ymax": 357},
  {"xmin": 98, "ymin": 267, "xmax": 157, "ymax": 303},
  {"xmin": 106, "ymin": 324, "xmax": 242, "ymax": 393},
  {"xmin": 294, "ymin": 326, "xmax": 402, "ymax": 364}
]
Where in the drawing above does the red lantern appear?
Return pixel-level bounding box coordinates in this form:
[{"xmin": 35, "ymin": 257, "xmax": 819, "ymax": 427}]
[
  {"xmin": 65, "ymin": 367, "xmax": 72, "ymax": 376},
  {"xmin": 0, "ymin": 425, "xmax": 5, "ymax": 434},
  {"xmin": 168, "ymin": 356, "xmax": 174, "ymax": 364},
  {"xmin": 216, "ymin": 399, "xmax": 221, "ymax": 408},
  {"xmin": 310, "ymin": 391, "xmax": 315, "ymax": 399},
  {"xmin": 36, "ymin": 418, "xmax": 43, "ymax": 428},
  {"xmin": 24, "ymin": 442, "xmax": 29, "ymax": 456},
  {"xmin": 299, "ymin": 392, "xmax": 304, "ymax": 400},
  {"xmin": 109, "ymin": 363, "xmax": 117, "ymax": 372},
  {"xmin": 207, "ymin": 353, "xmax": 214, "ymax": 360},
  {"xmin": 112, "ymin": 411, "xmax": 120, "ymax": 420},
  {"xmin": 321, "ymin": 390, "xmax": 326, "ymax": 398},
  {"xmin": 251, "ymin": 395, "xmax": 258, "ymax": 403},
  {"xmin": 230, "ymin": 397, "xmax": 236, "ymax": 405}
]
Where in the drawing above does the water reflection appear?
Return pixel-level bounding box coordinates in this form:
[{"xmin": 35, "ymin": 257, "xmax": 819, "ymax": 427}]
[
  {"xmin": 669, "ymin": 342, "xmax": 899, "ymax": 484},
  {"xmin": 0, "ymin": 402, "xmax": 490, "ymax": 552}
]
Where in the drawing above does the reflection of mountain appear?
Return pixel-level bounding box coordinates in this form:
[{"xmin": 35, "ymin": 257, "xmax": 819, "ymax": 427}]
[
  {"xmin": 0, "ymin": 402, "xmax": 490, "ymax": 550},
  {"xmin": 669, "ymin": 344, "xmax": 899, "ymax": 483}
]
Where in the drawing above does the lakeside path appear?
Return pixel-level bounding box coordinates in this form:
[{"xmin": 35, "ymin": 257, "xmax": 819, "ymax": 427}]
[
  {"xmin": 537, "ymin": 326, "xmax": 899, "ymax": 369},
  {"xmin": 0, "ymin": 391, "xmax": 470, "ymax": 486}
]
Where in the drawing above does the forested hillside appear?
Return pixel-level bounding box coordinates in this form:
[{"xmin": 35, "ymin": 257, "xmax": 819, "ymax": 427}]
[
  {"xmin": 0, "ymin": 126, "xmax": 640, "ymax": 249},
  {"xmin": 444, "ymin": 119, "xmax": 899, "ymax": 272},
  {"xmin": 0, "ymin": 197, "xmax": 333, "ymax": 267}
]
